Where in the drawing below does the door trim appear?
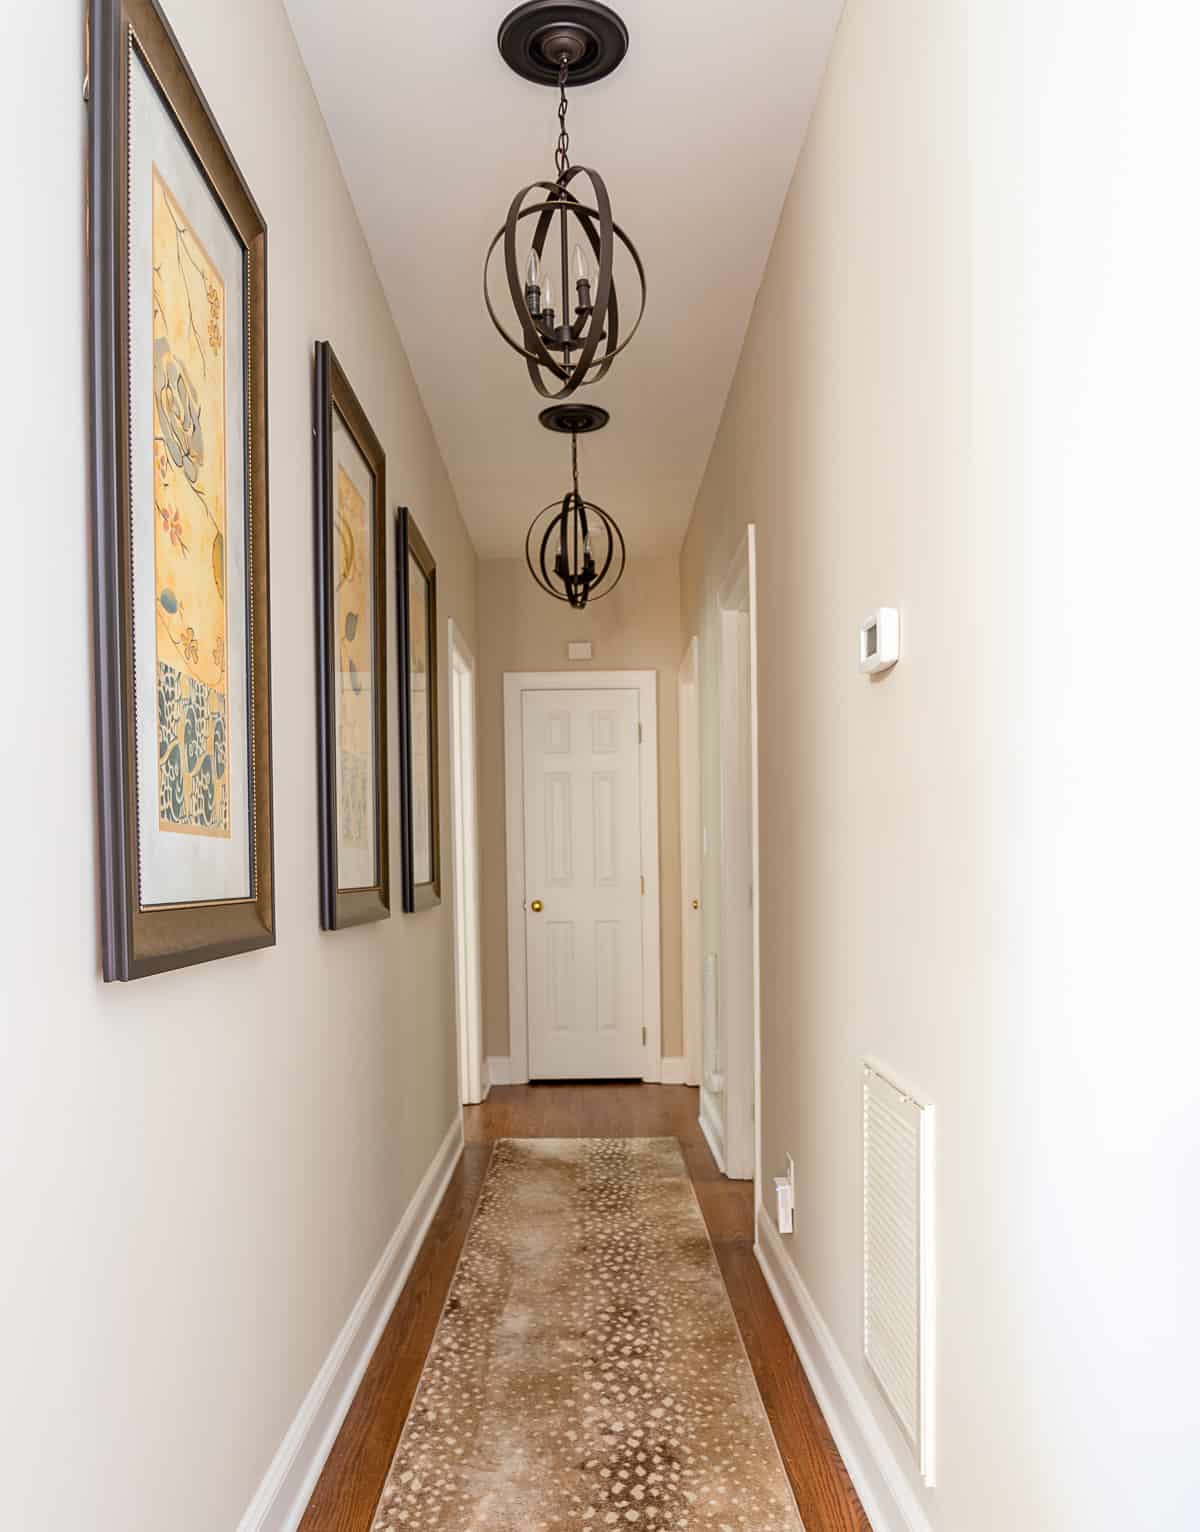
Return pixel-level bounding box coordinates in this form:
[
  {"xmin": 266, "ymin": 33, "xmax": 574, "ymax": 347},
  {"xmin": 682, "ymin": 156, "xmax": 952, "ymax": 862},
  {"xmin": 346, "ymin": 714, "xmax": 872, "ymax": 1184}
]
[
  {"xmin": 448, "ymin": 618, "xmax": 484, "ymax": 1105},
  {"xmin": 678, "ymin": 636, "xmax": 702, "ymax": 1089},
  {"xmin": 504, "ymin": 671, "xmax": 662, "ymax": 1086},
  {"xmin": 717, "ymin": 529, "xmax": 761, "ymax": 1190}
]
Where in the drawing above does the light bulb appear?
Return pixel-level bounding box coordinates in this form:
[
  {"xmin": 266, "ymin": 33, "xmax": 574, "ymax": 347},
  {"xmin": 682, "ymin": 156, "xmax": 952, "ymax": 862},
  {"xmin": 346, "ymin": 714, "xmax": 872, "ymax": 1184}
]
[
  {"xmin": 572, "ymin": 243, "xmax": 590, "ymax": 285},
  {"xmin": 541, "ymin": 272, "xmax": 556, "ymax": 316},
  {"xmin": 523, "ymin": 247, "xmax": 542, "ymax": 317}
]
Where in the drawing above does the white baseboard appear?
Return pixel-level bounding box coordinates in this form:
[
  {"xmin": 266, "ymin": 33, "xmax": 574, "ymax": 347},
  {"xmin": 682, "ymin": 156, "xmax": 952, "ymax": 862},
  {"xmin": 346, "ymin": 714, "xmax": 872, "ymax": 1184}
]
[
  {"xmin": 659, "ymin": 1057, "xmax": 693, "ymax": 1085},
  {"xmin": 755, "ymin": 1209, "xmax": 933, "ymax": 1532},
  {"xmin": 488, "ymin": 1055, "xmax": 694, "ymax": 1087},
  {"xmin": 237, "ymin": 1114, "xmax": 465, "ymax": 1532},
  {"xmin": 698, "ymin": 1088, "xmax": 727, "ymax": 1172},
  {"xmin": 485, "ymin": 1056, "xmax": 512, "ymax": 1088}
]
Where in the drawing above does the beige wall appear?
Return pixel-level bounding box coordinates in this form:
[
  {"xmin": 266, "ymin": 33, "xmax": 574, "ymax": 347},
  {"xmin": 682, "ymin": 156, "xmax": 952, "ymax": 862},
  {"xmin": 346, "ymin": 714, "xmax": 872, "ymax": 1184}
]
[
  {"xmin": 0, "ymin": 3, "xmax": 476, "ymax": 1529},
  {"xmin": 681, "ymin": 2, "xmax": 1200, "ymax": 1529},
  {"xmin": 476, "ymin": 557, "xmax": 683, "ymax": 1062}
]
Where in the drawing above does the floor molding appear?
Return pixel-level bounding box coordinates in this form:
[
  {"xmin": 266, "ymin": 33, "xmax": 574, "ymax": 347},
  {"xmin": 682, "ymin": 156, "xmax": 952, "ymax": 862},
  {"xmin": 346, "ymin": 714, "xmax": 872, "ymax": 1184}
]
[
  {"xmin": 490, "ymin": 1056, "xmax": 694, "ymax": 1088},
  {"xmin": 659, "ymin": 1056, "xmax": 691, "ymax": 1085},
  {"xmin": 755, "ymin": 1209, "xmax": 933, "ymax": 1532},
  {"xmin": 237, "ymin": 1114, "xmax": 465, "ymax": 1532},
  {"xmin": 698, "ymin": 1089, "xmax": 726, "ymax": 1173},
  {"xmin": 485, "ymin": 1056, "xmax": 512, "ymax": 1088}
]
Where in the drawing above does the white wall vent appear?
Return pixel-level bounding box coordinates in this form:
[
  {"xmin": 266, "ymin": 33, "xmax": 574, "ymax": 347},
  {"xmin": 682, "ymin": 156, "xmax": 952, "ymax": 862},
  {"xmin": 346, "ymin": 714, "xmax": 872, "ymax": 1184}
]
[{"xmin": 862, "ymin": 1062, "xmax": 936, "ymax": 1487}]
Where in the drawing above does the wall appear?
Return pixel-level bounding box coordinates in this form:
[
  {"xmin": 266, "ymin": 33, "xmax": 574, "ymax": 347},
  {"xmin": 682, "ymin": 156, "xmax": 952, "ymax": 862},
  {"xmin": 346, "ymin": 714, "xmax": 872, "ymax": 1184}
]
[
  {"xmin": 681, "ymin": 2, "xmax": 1200, "ymax": 1530},
  {"xmin": 0, "ymin": 3, "xmax": 476, "ymax": 1530},
  {"xmin": 475, "ymin": 556, "xmax": 683, "ymax": 1064}
]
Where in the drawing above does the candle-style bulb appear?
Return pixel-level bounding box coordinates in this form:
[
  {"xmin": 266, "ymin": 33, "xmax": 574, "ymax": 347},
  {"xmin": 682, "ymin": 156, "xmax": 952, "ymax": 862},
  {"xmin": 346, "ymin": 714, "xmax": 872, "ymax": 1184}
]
[
  {"xmin": 541, "ymin": 271, "xmax": 556, "ymax": 317},
  {"xmin": 524, "ymin": 247, "xmax": 542, "ymax": 317},
  {"xmin": 572, "ymin": 243, "xmax": 593, "ymax": 313}
]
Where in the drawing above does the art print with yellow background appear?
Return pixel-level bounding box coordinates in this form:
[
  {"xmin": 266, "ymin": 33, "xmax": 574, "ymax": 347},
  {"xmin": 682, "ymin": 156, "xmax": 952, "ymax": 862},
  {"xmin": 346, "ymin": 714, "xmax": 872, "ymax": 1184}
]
[
  {"xmin": 335, "ymin": 456, "xmax": 372, "ymax": 856},
  {"xmin": 407, "ymin": 552, "xmax": 432, "ymax": 884},
  {"xmin": 151, "ymin": 169, "xmax": 230, "ymax": 837}
]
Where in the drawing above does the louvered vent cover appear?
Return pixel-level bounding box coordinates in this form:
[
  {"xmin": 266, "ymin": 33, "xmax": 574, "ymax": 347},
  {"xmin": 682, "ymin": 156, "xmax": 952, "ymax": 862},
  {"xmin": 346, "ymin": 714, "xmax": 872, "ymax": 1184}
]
[{"xmin": 862, "ymin": 1063, "xmax": 936, "ymax": 1486}]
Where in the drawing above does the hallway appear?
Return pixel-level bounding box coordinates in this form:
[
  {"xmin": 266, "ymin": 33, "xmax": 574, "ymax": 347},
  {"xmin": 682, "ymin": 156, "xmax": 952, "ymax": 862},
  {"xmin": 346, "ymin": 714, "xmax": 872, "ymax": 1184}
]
[
  {"xmin": 9, "ymin": 2, "xmax": 1199, "ymax": 1528},
  {"xmin": 299, "ymin": 1085, "xmax": 869, "ymax": 1532}
]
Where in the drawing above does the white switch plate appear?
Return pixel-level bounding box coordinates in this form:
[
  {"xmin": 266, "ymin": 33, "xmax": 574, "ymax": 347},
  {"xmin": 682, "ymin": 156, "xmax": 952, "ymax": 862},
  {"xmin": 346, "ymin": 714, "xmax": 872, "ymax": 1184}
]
[
  {"xmin": 567, "ymin": 640, "xmax": 593, "ymax": 661},
  {"xmin": 859, "ymin": 607, "xmax": 900, "ymax": 674}
]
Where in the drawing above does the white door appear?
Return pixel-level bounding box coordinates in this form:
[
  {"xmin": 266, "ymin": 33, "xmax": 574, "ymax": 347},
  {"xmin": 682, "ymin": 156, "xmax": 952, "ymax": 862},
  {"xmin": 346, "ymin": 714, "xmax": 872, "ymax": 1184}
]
[
  {"xmin": 678, "ymin": 638, "xmax": 702, "ymax": 1088},
  {"xmin": 448, "ymin": 620, "xmax": 483, "ymax": 1105},
  {"xmin": 522, "ymin": 688, "xmax": 644, "ymax": 1079},
  {"xmin": 717, "ymin": 527, "xmax": 760, "ymax": 1184}
]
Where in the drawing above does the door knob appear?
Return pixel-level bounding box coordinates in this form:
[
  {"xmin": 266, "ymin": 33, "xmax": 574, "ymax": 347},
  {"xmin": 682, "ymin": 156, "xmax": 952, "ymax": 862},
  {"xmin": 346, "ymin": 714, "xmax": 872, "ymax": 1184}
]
[
  {"xmin": 530, "ymin": 899, "xmax": 544, "ymax": 913},
  {"xmin": 692, "ymin": 899, "xmax": 699, "ymax": 910}
]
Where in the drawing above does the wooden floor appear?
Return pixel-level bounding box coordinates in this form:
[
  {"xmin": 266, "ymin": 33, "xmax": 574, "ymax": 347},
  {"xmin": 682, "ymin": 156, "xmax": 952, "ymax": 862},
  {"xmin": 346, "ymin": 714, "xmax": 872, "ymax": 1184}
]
[{"xmin": 299, "ymin": 1083, "xmax": 871, "ymax": 1532}]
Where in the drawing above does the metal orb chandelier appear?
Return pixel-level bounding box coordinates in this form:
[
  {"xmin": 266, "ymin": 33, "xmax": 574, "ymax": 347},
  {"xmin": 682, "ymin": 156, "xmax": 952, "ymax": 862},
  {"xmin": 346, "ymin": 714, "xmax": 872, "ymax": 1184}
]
[
  {"xmin": 526, "ymin": 403, "xmax": 626, "ymax": 608},
  {"xmin": 485, "ymin": 1, "xmax": 646, "ymax": 400}
]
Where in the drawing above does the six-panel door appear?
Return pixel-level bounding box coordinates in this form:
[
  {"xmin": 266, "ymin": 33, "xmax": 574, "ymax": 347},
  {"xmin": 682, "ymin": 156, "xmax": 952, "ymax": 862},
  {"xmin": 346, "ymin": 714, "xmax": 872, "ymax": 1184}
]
[{"xmin": 522, "ymin": 689, "xmax": 645, "ymax": 1079}]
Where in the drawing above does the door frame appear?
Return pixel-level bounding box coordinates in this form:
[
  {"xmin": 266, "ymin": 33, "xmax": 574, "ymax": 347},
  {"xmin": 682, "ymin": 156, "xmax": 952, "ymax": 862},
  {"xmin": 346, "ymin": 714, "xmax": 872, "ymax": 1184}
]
[
  {"xmin": 448, "ymin": 618, "xmax": 484, "ymax": 1105},
  {"xmin": 678, "ymin": 636, "xmax": 702, "ymax": 1089},
  {"xmin": 504, "ymin": 670, "xmax": 662, "ymax": 1086},
  {"xmin": 717, "ymin": 528, "xmax": 761, "ymax": 1188}
]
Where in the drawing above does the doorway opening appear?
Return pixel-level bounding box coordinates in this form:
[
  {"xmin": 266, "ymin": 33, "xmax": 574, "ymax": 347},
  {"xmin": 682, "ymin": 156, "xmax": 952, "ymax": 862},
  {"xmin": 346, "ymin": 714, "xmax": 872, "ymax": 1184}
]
[
  {"xmin": 711, "ymin": 528, "xmax": 761, "ymax": 1186},
  {"xmin": 448, "ymin": 619, "xmax": 484, "ymax": 1105},
  {"xmin": 678, "ymin": 636, "xmax": 702, "ymax": 1089}
]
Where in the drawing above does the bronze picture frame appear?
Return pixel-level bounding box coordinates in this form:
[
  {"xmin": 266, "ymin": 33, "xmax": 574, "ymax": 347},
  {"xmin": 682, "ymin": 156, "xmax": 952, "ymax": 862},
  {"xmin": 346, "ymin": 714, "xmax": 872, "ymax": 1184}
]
[
  {"xmin": 397, "ymin": 510, "xmax": 441, "ymax": 912},
  {"xmin": 89, "ymin": 0, "xmax": 274, "ymax": 980},
  {"xmin": 314, "ymin": 342, "xmax": 390, "ymax": 928}
]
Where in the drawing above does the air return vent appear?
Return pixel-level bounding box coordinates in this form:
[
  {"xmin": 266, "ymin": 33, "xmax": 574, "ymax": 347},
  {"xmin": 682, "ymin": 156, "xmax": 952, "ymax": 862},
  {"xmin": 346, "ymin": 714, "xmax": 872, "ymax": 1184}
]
[{"xmin": 862, "ymin": 1062, "xmax": 936, "ymax": 1486}]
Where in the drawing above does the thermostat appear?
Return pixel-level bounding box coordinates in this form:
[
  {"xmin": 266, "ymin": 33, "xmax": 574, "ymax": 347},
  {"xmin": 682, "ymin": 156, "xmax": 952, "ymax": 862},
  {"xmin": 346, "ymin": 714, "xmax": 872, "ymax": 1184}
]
[{"xmin": 859, "ymin": 608, "xmax": 899, "ymax": 674}]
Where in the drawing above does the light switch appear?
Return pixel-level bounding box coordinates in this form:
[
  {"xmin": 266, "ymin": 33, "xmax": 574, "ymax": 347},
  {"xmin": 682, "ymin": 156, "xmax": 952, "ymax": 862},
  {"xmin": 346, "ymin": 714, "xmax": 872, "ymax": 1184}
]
[{"xmin": 859, "ymin": 608, "xmax": 900, "ymax": 674}]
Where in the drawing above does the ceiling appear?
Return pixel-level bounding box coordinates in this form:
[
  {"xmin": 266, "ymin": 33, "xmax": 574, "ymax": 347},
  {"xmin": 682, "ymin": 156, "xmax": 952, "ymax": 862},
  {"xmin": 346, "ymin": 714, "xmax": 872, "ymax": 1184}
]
[{"xmin": 284, "ymin": 0, "xmax": 842, "ymax": 559}]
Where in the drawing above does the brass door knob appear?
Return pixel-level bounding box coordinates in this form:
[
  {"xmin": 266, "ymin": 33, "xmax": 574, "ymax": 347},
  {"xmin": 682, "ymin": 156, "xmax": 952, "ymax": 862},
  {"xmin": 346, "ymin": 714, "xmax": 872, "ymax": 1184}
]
[
  {"xmin": 530, "ymin": 899, "xmax": 544, "ymax": 913},
  {"xmin": 692, "ymin": 899, "xmax": 699, "ymax": 910}
]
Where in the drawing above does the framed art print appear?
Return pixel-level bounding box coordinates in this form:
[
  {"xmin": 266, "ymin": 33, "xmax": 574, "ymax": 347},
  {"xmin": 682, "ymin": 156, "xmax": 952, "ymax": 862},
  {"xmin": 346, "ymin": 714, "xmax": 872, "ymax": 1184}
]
[
  {"xmin": 397, "ymin": 509, "xmax": 441, "ymax": 913},
  {"xmin": 89, "ymin": 0, "xmax": 274, "ymax": 979},
  {"xmin": 314, "ymin": 342, "xmax": 390, "ymax": 928}
]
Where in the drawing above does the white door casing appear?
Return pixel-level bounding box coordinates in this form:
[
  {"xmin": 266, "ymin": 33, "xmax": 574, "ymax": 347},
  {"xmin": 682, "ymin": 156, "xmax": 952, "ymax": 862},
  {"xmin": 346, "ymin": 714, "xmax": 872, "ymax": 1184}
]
[
  {"xmin": 678, "ymin": 637, "xmax": 702, "ymax": 1089},
  {"xmin": 717, "ymin": 528, "xmax": 761, "ymax": 1186},
  {"xmin": 448, "ymin": 619, "xmax": 484, "ymax": 1105},
  {"xmin": 504, "ymin": 672, "xmax": 662, "ymax": 1085},
  {"xmin": 748, "ymin": 528, "xmax": 762, "ymax": 1207}
]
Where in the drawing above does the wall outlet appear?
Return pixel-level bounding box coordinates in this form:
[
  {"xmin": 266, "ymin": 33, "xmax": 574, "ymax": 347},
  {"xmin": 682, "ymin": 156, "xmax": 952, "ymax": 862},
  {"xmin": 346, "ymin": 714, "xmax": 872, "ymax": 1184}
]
[{"xmin": 774, "ymin": 1154, "xmax": 795, "ymax": 1235}]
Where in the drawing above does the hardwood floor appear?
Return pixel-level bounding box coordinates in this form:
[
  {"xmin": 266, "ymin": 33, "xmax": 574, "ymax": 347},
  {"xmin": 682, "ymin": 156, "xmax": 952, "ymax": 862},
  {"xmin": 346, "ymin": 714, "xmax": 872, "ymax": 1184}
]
[{"xmin": 298, "ymin": 1083, "xmax": 871, "ymax": 1532}]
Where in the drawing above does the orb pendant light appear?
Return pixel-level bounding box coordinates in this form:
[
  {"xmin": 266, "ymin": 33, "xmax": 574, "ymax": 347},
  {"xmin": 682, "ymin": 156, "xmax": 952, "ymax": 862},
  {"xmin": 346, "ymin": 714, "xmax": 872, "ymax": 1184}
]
[
  {"xmin": 485, "ymin": 1, "xmax": 646, "ymax": 400},
  {"xmin": 526, "ymin": 404, "xmax": 626, "ymax": 608}
]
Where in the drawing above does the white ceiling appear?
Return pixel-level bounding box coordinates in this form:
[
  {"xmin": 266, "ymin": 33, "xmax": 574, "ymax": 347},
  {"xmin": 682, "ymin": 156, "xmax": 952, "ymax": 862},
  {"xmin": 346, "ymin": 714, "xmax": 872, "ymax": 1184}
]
[{"xmin": 284, "ymin": 0, "xmax": 842, "ymax": 559}]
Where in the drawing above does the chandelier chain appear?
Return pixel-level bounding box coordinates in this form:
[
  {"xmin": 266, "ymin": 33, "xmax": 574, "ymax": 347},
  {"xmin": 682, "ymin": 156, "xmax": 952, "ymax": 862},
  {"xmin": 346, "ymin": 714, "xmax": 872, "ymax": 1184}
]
[
  {"xmin": 571, "ymin": 430, "xmax": 580, "ymax": 499},
  {"xmin": 554, "ymin": 56, "xmax": 571, "ymax": 182}
]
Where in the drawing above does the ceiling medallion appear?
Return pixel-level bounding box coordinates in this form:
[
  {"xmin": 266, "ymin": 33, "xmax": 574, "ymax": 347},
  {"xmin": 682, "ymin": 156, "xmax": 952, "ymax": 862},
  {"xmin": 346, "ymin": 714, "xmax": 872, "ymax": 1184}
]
[
  {"xmin": 527, "ymin": 404, "xmax": 626, "ymax": 608},
  {"xmin": 485, "ymin": 1, "xmax": 646, "ymax": 400}
]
